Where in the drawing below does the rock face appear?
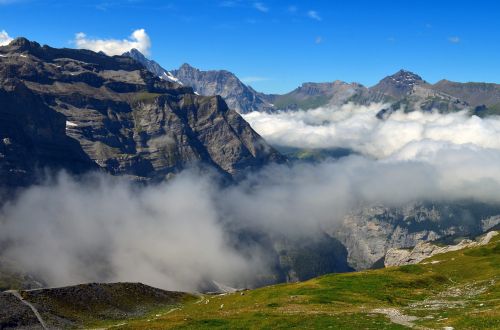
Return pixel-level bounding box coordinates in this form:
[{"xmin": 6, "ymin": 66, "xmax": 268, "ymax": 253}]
[
  {"xmin": 171, "ymin": 63, "xmax": 274, "ymax": 113},
  {"xmin": 0, "ymin": 78, "xmax": 97, "ymax": 188},
  {"xmin": 384, "ymin": 231, "xmax": 498, "ymax": 267},
  {"xmin": 122, "ymin": 48, "xmax": 182, "ymax": 84},
  {"xmin": 370, "ymin": 70, "xmax": 426, "ymax": 100},
  {"xmin": 328, "ymin": 202, "xmax": 500, "ymax": 270},
  {"xmin": 0, "ymin": 38, "xmax": 283, "ymax": 184}
]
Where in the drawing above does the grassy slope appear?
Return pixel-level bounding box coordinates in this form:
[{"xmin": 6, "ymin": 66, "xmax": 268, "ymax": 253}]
[{"xmin": 90, "ymin": 234, "xmax": 500, "ymax": 329}]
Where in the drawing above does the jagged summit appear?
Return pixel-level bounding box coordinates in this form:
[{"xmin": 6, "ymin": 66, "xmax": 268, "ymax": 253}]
[
  {"xmin": 171, "ymin": 63, "xmax": 275, "ymax": 113},
  {"xmin": 370, "ymin": 69, "xmax": 426, "ymax": 99},
  {"xmin": 122, "ymin": 48, "xmax": 182, "ymax": 84}
]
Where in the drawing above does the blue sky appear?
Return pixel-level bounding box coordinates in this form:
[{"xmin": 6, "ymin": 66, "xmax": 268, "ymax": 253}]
[{"xmin": 0, "ymin": 0, "xmax": 499, "ymax": 94}]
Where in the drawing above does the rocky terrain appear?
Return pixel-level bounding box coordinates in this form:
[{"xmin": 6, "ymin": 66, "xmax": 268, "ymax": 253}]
[
  {"xmin": 0, "ymin": 282, "xmax": 191, "ymax": 329},
  {"xmin": 164, "ymin": 58, "xmax": 500, "ymax": 116},
  {"xmin": 330, "ymin": 202, "xmax": 500, "ymax": 270},
  {"xmin": 384, "ymin": 230, "xmax": 498, "ymax": 267},
  {"xmin": 171, "ymin": 63, "xmax": 274, "ymax": 113},
  {"xmin": 0, "ymin": 38, "xmax": 283, "ymax": 185}
]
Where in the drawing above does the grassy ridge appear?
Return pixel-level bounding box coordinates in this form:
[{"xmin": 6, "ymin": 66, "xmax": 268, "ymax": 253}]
[{"xmin": 95, "ymin": 234, "xmax": 500, "ymax": 329}]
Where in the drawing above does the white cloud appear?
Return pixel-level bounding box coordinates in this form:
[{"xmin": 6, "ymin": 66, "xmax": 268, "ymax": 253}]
[
  {"xmin": 74, "ymin": 28, "xmax": 151, "ymax": 56},
  {"xmin": 448, "ymin": 36, "xmax": 460, "ymax": 44},
  {"xmin": 307, "ymin": 10, "xmax": 321, "ymax": 21},
  {"xmin": 0, "ymin": 30, "xmax": 13, "ymax": 46},
  {"xmin": 243, "ymin": 103, "xmax": 500, "ymax": 159},
  {"xmin": 4, "ymin": 104, "xmax": 500, "ymax": 290},
  {"xmin": 253, "ymin": 2, "xmax": 268, "ymax": 12}
]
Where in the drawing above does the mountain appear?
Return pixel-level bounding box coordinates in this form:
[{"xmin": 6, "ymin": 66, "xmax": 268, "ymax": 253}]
[
  {"xmin": 171, "ymin": 63, "xmax": 274, "ymax": 113},
  {"xmin": 0, "ymin": 282, "xmax": 191, "ymax": 329},
  {"xmin": 433, "ymin": 79, "xmax": 500, "ymax": 115},
  {"xmin": 123, "ymin": 50, "xmax": 498, "ymax": 117},
  {"xmin": 370, "ymin": 69, "xmax": 426, "ymax": 100},
  {"xmin": 3, "ymin": 232, "xmax": 498, "ymax": 329},
  {"xmin": 263, "ymin": 81, "xmax": 366, "ymax": 111},
  {"xmin": 122, "ymin": 48, "xmax": 182, "ymax": 85},
  {"xmin": 0, "ymin": 38, "xmax": 283, "ymax": 185},
  {"xmin": 0, "ymin": 78, "xmax": 97, "ymax": 189}
]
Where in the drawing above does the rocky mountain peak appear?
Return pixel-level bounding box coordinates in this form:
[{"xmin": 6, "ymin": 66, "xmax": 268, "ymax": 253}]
[
  {"xmin": 7, "ymin": 37, "xmax": 41, "ymax": 51},
  {"xmin": 122, "ymin": 48, "xmax": 182, "ymax": 85},
  {"xmin": 179, "ymin": 63, "xmax": 197, "ymax": 71},
  {"xmin": 171, "ymin": 64, "xmax": 274, "ymax": 113},
  {"xmin": 370, "ymin": 69, "xmax": 426, "ymax": 99},
  {"xmin": 389, "ymin": 69, "xmax": 425, "ymax": 84}
]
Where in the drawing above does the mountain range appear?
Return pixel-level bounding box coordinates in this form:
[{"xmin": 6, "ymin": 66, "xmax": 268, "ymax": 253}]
[
  {"xmin": 0, "ymin": 38, "xmax": 282, "ymax": 188},
  {"xmin": 1, "ymin": 38, "xmax": 500, "ymax": 319},
  {"xmin": 127, "ymin": 49, "xmax": 500, "ymax": 116}
]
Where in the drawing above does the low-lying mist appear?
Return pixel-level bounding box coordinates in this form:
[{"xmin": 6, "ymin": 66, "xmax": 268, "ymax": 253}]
[{"xmin": 2, "ymin": 104, "xmax": 500, "ymax": 292}]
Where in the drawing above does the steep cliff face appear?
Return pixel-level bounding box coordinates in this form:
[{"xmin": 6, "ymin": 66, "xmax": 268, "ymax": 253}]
[
  {"xmin": 384, "ymin": 231, "xmax": 498, "ymax": 267},
  {"xmin": 0, "ymin": 38, "xmax": 283, "ymax": 183},
  {"xmin": 0, "ymin": 79, "xmax": 96, "ymax": 188},
  {"xmin": 329, "ymin": 202, "xmax": 500, "ymax": 270}
]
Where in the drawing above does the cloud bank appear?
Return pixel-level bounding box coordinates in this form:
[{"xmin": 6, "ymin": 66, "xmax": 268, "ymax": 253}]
[
  {"xmin": 2, "ymin": 105, "xmax": 500, "ymax": 292},
  {"xmin": 243, "ymin": 103, "xmax": 500, "ymax": 159},
  {"xmin": 74, "ymin": 29, "xmax": 151, "ymax": 56}
]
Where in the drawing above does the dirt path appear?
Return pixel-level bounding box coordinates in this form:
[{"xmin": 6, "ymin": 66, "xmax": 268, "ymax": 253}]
[{"xmin": 5, "ymin": 290, "xmax": 48, "ymax": 329}]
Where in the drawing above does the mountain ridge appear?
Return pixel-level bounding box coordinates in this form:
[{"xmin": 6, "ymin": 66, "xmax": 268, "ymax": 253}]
[{"xmin": 0, "ymin": 37, "xmax": 284, "ymax": 185}]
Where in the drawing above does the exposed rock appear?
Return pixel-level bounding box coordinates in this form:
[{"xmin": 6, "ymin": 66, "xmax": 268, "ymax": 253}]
[
  {"xmin": 384, "ymin": 231, "xmax": 498, "ymax": 267},
  {"xmin": 0, "ymin": 38, "xmax": 283, "ymax": 184},
  {"xmin": 0, "ymin": 79, "xmax": 97, "ymax": 188},
  {"xmin": 171, "ymin": 63, "xmax": 274, "ymax": 113},
  {"xmin": 0, "ymin": 291, "xmax": 42, "ymax": 330},
  {"xmin": 329, "ymin": 202, "xmax": 500, "ymax": 270},
  {"xmin": 122, "ymin": 48, "xmax": 182, "ymax": 84}
]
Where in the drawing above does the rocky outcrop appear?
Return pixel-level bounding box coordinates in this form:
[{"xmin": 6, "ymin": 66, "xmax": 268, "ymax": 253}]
[
  {"xmin": 384, "ymin": 231, "xmax": 498, "ymax": 267},
  {"xmin": 122, "ymin": 48, "xmax": 182, "ymax": 84},
  {"xmin": 0, "ymin": 38, "xmax": 283, "ymax": 184},
  {"xmin": 0, "ymin": 79, "xmax": 97, "ymax": 188},
  {"xmin": 328, "ymin": 202, "xmax": 500, "ymax": 270},
  {"xmin": 171, "ymin": 63, "xmax": 274, "ymax": 113}
]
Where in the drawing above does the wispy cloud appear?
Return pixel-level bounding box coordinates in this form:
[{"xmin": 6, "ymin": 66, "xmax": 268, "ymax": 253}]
[
  {"xmin": 253, "ymin": 2, "xmax": 268, "ymax": 13},
  {"xmin": 307, "ymin": 10, "xmax": 321, "ymax": 21},
  {"xmin": 448, "ymin": 36, "xmax": 460, "ymax": 44},
  {"xmin": 241, "ymin": 76, "xmax": 270, "ymax": 83},
  {"xmin": 288, "ymin": 5, "xmax": 297, "ymax": 13},
  {"xmin": 0, "ymin": 30, "xmax": 13, "ymax": 46},
  {"xmin": 74, "ymin": 28, "xmax": 151, "ymax": 56},
  {"xmin": 315, "ymin": 36, "xmax": 323, "ymax": 44}
]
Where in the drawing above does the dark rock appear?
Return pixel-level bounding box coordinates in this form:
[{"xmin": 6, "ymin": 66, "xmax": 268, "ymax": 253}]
[{"xmin": 0, "ymin": 38, "xmax": 283, "ymax": 186}]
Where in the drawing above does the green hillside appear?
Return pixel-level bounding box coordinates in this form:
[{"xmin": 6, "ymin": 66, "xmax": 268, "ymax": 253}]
[{"xmin": 88, "ymin": 233, "xmax": 500, "ymax": 329}]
